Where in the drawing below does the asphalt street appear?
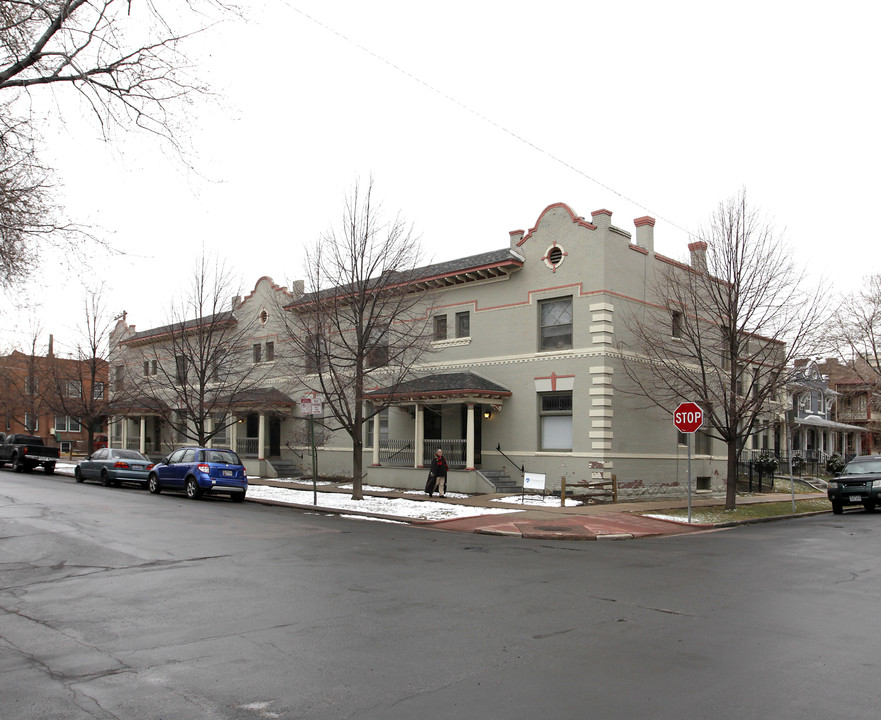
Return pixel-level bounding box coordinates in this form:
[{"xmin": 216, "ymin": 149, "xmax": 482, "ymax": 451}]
[{"xmin": 1, "ymin": 469, "xmax": 878, "ymax": 719}]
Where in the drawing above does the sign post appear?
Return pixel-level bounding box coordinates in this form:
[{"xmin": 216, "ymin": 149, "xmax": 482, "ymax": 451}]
[
  {"xmin": 300, "ymin": 395, "xmax": 323, "ymax": 505},
  {"xmin": 673, "ymin": 401, "xmax": 704, "ymax": 523}
]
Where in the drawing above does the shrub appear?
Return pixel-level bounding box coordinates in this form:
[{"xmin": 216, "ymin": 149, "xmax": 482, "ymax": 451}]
[
  {"xmin": 754, "ymin": 451, "xmax": 779, "ymax": 477},
  {"xmin": 826, "ymin": 453, "xmax": 846, "ymax": 475}
]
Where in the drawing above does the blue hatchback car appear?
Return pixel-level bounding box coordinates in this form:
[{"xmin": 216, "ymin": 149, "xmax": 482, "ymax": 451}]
[{"xmin": 148, "ymin": 447, "xmax": 247, "ymax": 502}]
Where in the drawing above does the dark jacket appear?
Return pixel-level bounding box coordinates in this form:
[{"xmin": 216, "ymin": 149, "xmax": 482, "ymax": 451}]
[
  {"xmin": 429, "ymin": 455, "xmax": 449, "ymax": 478},
  {"xmin": 425, "ymin": 455, "xmax": 449, "ymax": 493}
]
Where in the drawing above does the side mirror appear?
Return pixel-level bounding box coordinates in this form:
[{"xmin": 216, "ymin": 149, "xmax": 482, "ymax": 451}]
[{"xmin": 160, "ymin": 456, "xmax": 169, "ymax": 465}]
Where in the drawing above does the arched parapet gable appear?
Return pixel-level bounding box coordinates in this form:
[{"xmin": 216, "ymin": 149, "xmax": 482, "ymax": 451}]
[{"xmin": 514, "ymin": 202, "xmax": 597, "ymax": 247}]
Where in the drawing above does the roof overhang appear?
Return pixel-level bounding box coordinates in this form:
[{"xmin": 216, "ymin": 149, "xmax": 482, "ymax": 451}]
[{"xmin": 793, "ymin": 415, "xmax": 867, "ymax": 432}]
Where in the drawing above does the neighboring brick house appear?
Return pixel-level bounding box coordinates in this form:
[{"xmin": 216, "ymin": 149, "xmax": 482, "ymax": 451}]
[
  {"xmin": 818, "ymin": 357, "xmax": 880, "ymax": 456},
  {"xmin": 0, "ymin": 343, "xmax": 108, "ymax": 454}
]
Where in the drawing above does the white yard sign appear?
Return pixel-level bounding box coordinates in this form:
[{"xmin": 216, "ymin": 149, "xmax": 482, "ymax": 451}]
[{"xmin": 523, "ymin": 472, "xmax": 546, "ymax": 491}]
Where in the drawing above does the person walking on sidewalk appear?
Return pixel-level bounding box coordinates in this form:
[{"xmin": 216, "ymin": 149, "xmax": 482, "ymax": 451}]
[{"xmin": 425, "ymin": 448, "xmax": 449, "ymax": 497}]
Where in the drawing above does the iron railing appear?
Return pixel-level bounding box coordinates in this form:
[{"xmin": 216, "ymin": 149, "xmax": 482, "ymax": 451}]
[{"xmin": 237, "ymin": 437, "xmax": 259, "ymax": 457}]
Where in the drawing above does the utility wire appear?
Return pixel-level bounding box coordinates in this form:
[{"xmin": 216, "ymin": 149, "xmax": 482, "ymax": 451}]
[{"xmin": 288, "ymin": 4, "xmax": 693, "ymax": 237}]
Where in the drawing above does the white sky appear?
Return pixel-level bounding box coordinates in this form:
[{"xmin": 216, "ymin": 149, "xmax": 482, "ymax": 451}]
[{"xmin": 9, "ymin": 1, "xmax": 880, "ymax": 355}]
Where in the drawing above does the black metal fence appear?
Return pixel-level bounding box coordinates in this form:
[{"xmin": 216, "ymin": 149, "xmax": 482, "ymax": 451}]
[{"xmin": 736, "ymin": 448, "xmax": 847, "ymax": 492}]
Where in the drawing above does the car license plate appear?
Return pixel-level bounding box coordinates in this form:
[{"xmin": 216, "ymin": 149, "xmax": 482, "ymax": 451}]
[
  {"xmin": 850, "ymin": 495, "xmax": 862, "ymax": 502},
  {"xmin": 223, "ymin": 470, "xmax": 233, "ymax": 477}
]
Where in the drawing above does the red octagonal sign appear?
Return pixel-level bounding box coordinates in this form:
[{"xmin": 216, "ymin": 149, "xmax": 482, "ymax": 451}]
[{"xmin": 673, "ymin": 401, "xmax": 704, "ymax": 434}]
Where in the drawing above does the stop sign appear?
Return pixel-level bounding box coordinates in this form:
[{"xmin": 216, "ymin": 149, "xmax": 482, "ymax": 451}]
[{"xmin": 673, "ymin": 401, "xmax": 704, "ymax": 433}]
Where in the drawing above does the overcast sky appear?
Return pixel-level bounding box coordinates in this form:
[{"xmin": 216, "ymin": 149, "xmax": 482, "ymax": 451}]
[{"xmin": 10, "ymin": 0, "xmax": 879, "ymax": 355}]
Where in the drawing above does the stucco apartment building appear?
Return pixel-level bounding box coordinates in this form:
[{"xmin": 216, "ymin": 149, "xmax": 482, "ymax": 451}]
[{"xmin": 109, "ymin": 201, "xmax": 740, "ymax": 499}]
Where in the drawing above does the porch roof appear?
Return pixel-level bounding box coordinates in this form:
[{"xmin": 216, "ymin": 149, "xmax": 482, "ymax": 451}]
[
  {"xmin": 219, "ymin": 387, "xmax": 298, "ymax": 409},
  {"xmin": 364, "ymin": 371, "xmax": 512, "ymax": 403},
  {"xmin": 112, "ymin": 394, "xmax": 170, "ymax": 415},
  {"xmin": 793, "ymin": 414, "xmax": 867, "ymax": 432}
]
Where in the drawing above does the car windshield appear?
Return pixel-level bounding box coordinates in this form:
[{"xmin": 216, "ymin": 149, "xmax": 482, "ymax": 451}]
[
  {"xmin": 842, "ymin": 460, "xmax": 881, "ymax": 475},
  {"xmin": 203, "ymin": 450, "xmax": 240, "ymax": 465},
  {"xmin": 114, "ymin": 450, "xmax": 147, "ymax": 460}
]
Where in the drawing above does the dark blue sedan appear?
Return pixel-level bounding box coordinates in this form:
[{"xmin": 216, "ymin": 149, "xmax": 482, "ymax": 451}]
[
  {"xmin": 148, "ymin": 447, "xmax": 247, "ymax": 502},
  {"xmin": 75, "ymin": 448, "xmax": 155, "ymax": 488}
]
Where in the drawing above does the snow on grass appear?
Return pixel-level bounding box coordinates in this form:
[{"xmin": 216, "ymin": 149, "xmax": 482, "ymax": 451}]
[
  {"xmin": 245, "ymin": 484, "xmax": 517, "ymax": 522},
  {"xmin": 492, "ymin": 494, "xmax": 583, "ymax": 507}
]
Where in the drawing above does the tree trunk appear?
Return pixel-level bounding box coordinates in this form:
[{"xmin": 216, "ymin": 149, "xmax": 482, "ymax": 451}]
[
  {"xmin": 726, "ymin": 440, "xmax": 738, "ymax": 510},
  {"xmin": 351, "ymin": 370, "xmax": 365, "ymax": 500}
]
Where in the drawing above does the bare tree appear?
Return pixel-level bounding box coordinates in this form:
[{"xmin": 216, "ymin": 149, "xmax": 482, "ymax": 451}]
[
  {"xmin": 0, "ymin": 0, "xmax": 232, "ymax": 289},
  {"xmin": 278, "ymin": 180, "xmax": 435, "ymax": 500},
  {"xmin": 830, "ymin": 274, "xmax": 881, "ymax": 385},
  {"xmin": 44, "ymin": 286, "xmax": 111, "ymax": 454},
  {"xmin": 622, "ymin": 190, "xmax": 826, "ymax": 509},
  {"xmin": 119, "ymin": 254, "xmax": 269, "ymax": 448}
]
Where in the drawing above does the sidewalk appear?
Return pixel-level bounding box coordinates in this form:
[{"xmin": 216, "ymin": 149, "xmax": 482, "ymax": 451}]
[{"xmin": 248, "ymin": 479, "xmax": 828, "ymax": 541}]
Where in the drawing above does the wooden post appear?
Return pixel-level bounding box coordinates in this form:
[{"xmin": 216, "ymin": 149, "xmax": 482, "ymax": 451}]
[{"xmin": 561, "ymin": 477, "xmax": 566, "ymax": 507}]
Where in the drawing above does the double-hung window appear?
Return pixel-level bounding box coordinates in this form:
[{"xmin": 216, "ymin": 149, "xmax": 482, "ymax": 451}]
[
  {"xmin": 539, "ymin": 392, "xmax": 573, "ymax": 451},
  {"xmin": 434, "ymin": 316, "xmax": 448, "ymax": 341},
  {"xmin": 175, "ymin": 356, "xmax": 187, "ymax": 384},
  {"xmin": 671, "ymin": 311, "xmax": 683, "ymax": 339},
  {"xmin": 539, "ymin": 297, "xmax": 573, "ymax": 350},
  {"xmin": 455, "ymin": 311, "xmax": 470, "ymax": 339},
  {"xmin": 55, "ymin": 415, "xmax": 81, "ymax": 432}
]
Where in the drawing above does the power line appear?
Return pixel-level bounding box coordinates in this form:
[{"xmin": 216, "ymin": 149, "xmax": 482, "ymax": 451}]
[{"xmin": 288, "ymin": 4, "xmax": 693, "ymax": 237}]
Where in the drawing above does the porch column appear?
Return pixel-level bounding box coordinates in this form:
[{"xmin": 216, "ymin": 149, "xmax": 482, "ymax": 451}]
[
  {"xmin": 258, "ymin": 413, "xmax": 267, "ymax": 460},
  {"xmin": 139, "ymin": 417, "xmax": 146, "ymax": 454},
  {"xmin": 856, "ymin": 433, "xmax": 862, "ymax": 456},
  {"xmin": 121, "ymin": 417, "xmax": 128, "ymax": 450},
  {"xmin": 230, "ymin": 417, "xmax": 239, "ymax": 454},
  {"xmin": 414, "ymin": 403, "xmax": 424, "ymax": 468},
  {"xmin": 371, "ymin": 407, "xmax": 381, "ymax": 466},
  {"xmin": 205, "ymin": 414, "xmax": 214, "ymax": 448},
  {"xmin": 465, "ymin": 402, "xmax": 476, "ymax": 471}
]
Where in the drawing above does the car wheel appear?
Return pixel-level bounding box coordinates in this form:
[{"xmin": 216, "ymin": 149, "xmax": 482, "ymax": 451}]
[
  {"xmin": 101, "ymin": 470, "xmax": 111, "ymax": 487},
  {"xmin": 832, "ymin": 501, "xmax": 844, "ymax": 515},
  {"xmin": 12, "ymin": 454, "xmax": 24, "ymax": 473},
  {"xmin": 148, "ymin": 474, "xmax": 162, "ymax": 494},
  {"xmin": 186, "ymin": 477, "xmax": 203, "ymax": 500},
  {"xmin": 230, "ymin": 492, "xmax": 245, "ymax": 503},
  {"xmin": 864, "ymin": 501, "xmax": 876, "ymax": 513},
  {"xmin": 74, "ymin": 467, "xmax": 85, "ymax": 483},
  {"xmin": 44, "ymin": 463, "xmax": 55, "ymax": 475}
]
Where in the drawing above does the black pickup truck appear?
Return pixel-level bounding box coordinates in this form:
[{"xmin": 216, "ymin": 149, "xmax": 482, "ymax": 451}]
[{"xmin": 0, "ymin": 433, "xmax": 60, "ymax": 474}]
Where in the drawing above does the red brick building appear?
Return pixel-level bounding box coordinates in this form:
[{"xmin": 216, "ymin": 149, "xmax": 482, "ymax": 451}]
[{"xmin": 0, "ymin": 345, "xmax": 109, "ymax": 455}]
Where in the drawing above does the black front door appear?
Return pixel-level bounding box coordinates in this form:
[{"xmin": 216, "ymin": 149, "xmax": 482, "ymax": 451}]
[{"xmin": 270, "ymin": 416, "xmax": 281, "ymax": 456}]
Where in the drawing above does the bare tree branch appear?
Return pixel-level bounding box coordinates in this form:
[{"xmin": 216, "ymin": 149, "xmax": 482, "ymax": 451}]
[
  {"xmin": 0, "ymin": 0, "xmax": 235, "ymax": 292},
  {"xmin": 115, "ymin": 253, "xmax": 270, "ymax": 449},
  {"xmin": 622, "ymin": 189, "xmax": 828, "ymax": 509},
  {"xmin": 276, "ymin": 179, "xmax": 435, "ymax": 500}
]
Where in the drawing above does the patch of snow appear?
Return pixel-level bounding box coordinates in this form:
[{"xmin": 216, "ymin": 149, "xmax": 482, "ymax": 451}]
[
  {"xmin": 245, "ymin": 484, "xmax": 516, "ymax": 521},
  {"xmin": 492, "ymin": 494, "xmax": 582, "ymax": 507}
]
